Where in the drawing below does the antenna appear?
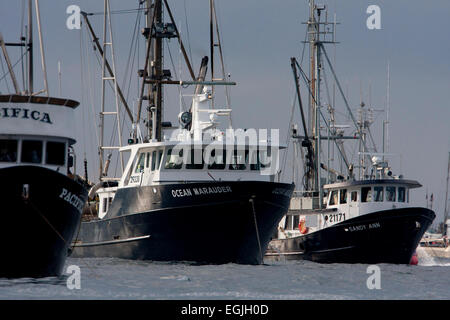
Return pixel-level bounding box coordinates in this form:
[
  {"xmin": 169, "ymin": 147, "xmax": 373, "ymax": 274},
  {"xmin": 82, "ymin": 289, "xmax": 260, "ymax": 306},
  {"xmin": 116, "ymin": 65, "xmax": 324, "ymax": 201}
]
[
  {"xmin": 444, "ymin": 152, "xmax": 450, "ymax": 236},
  {"xmin": 27, "ymin": 0, "xmax": 33, "ymax": 94},
  {"xmin": 383, "ymin": 61, "xmax": 390, "ymax": 162},
  {"xmin": 34, "ymin": 0, "xmax": 48, "ymax": 96},
  {"xmin": 58, "ymin": 60, "xmax": 61, "ymax": 96}
]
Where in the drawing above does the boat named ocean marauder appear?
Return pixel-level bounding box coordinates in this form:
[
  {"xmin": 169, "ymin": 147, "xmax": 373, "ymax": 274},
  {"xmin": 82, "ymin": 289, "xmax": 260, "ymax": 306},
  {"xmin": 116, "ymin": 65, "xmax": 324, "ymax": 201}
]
[
  {"xmin": 71, "ymin": 0, "xmax": 293, "ymax": 265},
  {"xmin": 171, "ymin": 185, "xmax": 232, "ymax": 198}
]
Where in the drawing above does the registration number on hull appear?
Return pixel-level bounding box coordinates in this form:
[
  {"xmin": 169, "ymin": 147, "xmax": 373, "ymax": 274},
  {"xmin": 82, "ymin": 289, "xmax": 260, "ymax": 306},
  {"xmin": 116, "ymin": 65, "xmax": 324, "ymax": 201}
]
[{"xmin": 324, "ymin": 213, "xmax": 346, "ymax": 224}]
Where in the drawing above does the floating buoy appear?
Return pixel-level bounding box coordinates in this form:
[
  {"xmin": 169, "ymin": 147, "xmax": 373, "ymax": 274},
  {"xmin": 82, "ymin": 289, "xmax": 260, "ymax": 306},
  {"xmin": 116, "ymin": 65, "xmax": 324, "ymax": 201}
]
[
  {"xmin": 298, "ymin": 217, "xmax": 308, "ymax": 234},
  {"xmin": 410, "ymin": 251, "xmax": 418, "ymax": 265}
]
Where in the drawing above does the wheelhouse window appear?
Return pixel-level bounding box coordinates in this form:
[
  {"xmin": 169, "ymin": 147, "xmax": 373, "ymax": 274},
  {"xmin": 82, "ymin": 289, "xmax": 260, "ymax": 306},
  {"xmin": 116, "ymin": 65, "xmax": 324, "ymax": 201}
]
[
  {"xmin": 151, "ymin": 151, "xmax": 157, "ymax": 171},
  {"xmin": 374, "ymin": 186, "xmax": 384, "ymax": 202},
  {"xmin": 146, "ymin": 152, "xmax": 151, "ymax": 168},
  {"xmin": 361, "ymin": 187, "xmax": 372, "ymax": 202},
  {"xmin": 329, "ymin": 190, "xmax": 338, "ymax": 206},
  {"xmin": 351, "ymin": 191, "xmax": 358, "ymax": 202},
  {"xmin": 386, "ymin": 186, "xmax": 396, "ymax": 202},
  {"xmin": 0, "ymin": 139, "xmax": 17, "ymax": 162},
  {"xmin": 46, "ymin": 141, "xmax": 65, "ymax": 165},
  {"xmin": 207, "ymin": 148, "xmax": 226, "ymax": 170},
  {"xmin": 21, "ymin": 140, "xmax": 42, "ymax": 164},
  {"xmin": 229, "ymin": 149, "xmax": 247, "ymax": 170},
  {"xmin": 285, "ymin": 215, "xmax": 301, "ymax": 230},
  {"xmin": 102, "ymin": 198, "xmax": 108, "ymax": 213},
  {"xmin": 186, "ymin": 148, "xmax": 204, "ymax": 169},
  {"xmin": 340, "ymin": 189, "xmax": 347, "ymax": 204},
  {"xmin": 164, "ymin": 148, "xmax": 183, "ymax": 169},
  {"xmin": 157, "ymin": 150, "xmax": 163, "ymax": 170},
  {"xmin": 134, "ymin": 153, "xmax": 146, "ymax": 173},
  {"xmin": 398, "ymin": 187, "xmax": 406, "ymax": 203},
  {"xmin": 250, "ymin": 149, "xmax": 262, "ymax": 170},
  {"xmin": 293, "ymin": 215, "xmax": 300, "ymax": 230},
  {"xmin": 259, "ymin": 148, "xmax": 271, "ymax": 169}
]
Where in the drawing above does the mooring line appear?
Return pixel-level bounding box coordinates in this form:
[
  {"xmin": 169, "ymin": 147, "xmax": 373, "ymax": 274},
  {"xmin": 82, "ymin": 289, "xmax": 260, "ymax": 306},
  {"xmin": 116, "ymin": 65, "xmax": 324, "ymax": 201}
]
[
  {"xmin": 27, "ymin": 198, "xmax": 101, "ymax": 279},
  {"xmin": 249, "ymin": 197, "xmax": 264, "ymax": 264}
]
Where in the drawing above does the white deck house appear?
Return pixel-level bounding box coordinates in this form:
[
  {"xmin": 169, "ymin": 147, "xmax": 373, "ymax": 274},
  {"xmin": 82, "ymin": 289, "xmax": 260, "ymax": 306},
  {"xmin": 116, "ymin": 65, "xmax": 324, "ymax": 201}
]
[
  {"xmin": 277, "ymin": 178, "xmax": 421, "ymax": 239},
  {"xmin": 0, "ymin": 94, "xmax": 78, "ymax": 174}
]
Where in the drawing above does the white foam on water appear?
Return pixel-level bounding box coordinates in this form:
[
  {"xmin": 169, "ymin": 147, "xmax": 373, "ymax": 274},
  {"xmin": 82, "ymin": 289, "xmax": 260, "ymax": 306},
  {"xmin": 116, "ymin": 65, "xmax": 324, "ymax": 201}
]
[{"xmin": 417, "ymin": 247, "xmax": 450, "ymax": 266}]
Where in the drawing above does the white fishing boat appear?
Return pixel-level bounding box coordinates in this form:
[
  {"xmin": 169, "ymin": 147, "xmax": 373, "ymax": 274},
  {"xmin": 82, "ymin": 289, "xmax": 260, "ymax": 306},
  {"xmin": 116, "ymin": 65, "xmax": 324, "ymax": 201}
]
[{"xmin": 265, "ymin": 0, "xmax": 435, "ymax": 264}]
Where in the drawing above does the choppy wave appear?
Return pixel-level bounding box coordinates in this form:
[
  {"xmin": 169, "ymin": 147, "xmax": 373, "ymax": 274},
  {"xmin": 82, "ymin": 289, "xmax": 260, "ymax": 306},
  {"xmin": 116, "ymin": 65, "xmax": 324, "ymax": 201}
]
[{"xmin": 0, "ymin": 257, "xmax": 449, "ymax": 299}]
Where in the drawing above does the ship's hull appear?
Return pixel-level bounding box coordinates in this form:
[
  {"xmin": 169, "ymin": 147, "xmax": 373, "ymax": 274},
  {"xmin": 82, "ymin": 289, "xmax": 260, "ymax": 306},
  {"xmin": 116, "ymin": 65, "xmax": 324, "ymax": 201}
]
[
  {"xmin": 266, "ymin": 207, "xmax": 435, "ymax": 264},
  {"xmin": 0, "ymin": 166, "xmax": 87, "ymax": 278},
  {"xmin": 71, "ymin": 181, "xmax": 294, "ymax": 265}
]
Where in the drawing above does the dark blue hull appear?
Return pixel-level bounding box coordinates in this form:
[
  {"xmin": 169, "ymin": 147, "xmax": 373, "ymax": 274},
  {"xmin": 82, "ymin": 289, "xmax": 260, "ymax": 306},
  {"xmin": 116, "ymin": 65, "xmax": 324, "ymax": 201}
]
[
  {"xmin": 71, "ymin": 181, "xmax": 294, "ymax": 265},
  {"xmin": 266, "ymin": 207, "xmax": 435, "ymax": 264},
  {"xmin": 0, "ymin": 166, "xmax": 87, "ymax": 278}
]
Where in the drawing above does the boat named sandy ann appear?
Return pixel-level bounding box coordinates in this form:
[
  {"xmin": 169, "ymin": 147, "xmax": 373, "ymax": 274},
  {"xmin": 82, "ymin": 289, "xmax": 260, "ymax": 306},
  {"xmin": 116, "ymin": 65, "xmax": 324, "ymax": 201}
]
[
  {"xmin": 70, "ymin": 0, "xmax": 293, "ymax": 265},
  {"xmin": 267, "ymin": 174, "xmax": 435, "ymax": 264},
  {"xmin": 0, "ymin": 1, "xmax": 87, "ymax": 278},
  {"xmin": 265, "ymin": 0, "xmax": 434, "ymax": 264}
]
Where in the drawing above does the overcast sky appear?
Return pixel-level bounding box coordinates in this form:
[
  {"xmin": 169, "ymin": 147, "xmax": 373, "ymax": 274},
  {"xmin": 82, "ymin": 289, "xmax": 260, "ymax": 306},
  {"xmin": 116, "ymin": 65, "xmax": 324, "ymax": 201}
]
[{"xmin": 1, "ymin": 0, "xmax": 449, "ymax": 226}]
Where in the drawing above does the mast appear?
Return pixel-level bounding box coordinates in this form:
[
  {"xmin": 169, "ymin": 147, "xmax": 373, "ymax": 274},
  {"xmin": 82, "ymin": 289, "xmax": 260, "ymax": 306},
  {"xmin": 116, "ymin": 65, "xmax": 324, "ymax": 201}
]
[
  {"xmin": 383, "ymin": 61, "xmax": 390, "ymax": 162},
  {"xmin": 27, "ymin": 0, "xmax": 33, "ymax": 94},
  {"xmin": 137, "ymin": 0, "xmax": 201, "ymax": 142},
  {"xmin": 150, "ymin": 0, "xmax": 163, "ymax": 141},
  {"xmin": 98, "ymin": 0, "xmax": 124, "ymax": 179},
  {"xmin": 34, "ymin": 0, "xmax": 48, "ymax": 96},
  {"xmin": 306, "ymin": 0, "xmax": 328, "ymax": 207},
  {"xmin": 145, "ymin": 0, "xmax": 153, "ymax": 141},
  {"xmin": 444, "ymin": 152, "xmax": 450, "ymax": 236},
  {"xmin": 209, "ymin": 0, "xmax": 214, "ymax": 107},
  {"xmin": 306, "ymin": 0, "xmax": 318, "ymax": 196}
]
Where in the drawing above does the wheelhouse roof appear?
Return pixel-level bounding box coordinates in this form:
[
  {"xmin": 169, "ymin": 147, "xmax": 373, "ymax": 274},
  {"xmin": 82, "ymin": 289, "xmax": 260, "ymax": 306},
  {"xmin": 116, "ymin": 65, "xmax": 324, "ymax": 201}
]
[
  {"xmin": 0, "ymin": 94, "xmax": 79, "ymax": 108},
  {"xmin": 120, "ymin": 140, "xmax": 286, "ymax": 152},
  {"xmin": 323, "ymin": 179, "xmax": 422, "ymax": 190}
]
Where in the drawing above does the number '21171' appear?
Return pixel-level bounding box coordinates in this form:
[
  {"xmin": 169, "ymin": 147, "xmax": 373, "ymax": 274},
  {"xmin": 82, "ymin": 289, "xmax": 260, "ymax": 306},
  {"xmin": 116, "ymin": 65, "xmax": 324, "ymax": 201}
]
[{"xmin": 326, "ymin": 213, "xmax": 346, "ymax": 223}]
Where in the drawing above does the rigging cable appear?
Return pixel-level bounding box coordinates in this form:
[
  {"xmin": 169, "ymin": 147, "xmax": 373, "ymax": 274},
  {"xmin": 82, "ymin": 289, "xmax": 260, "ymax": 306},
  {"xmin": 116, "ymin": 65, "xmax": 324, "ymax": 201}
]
[
  {"xmin": 165, "ymin": 38, "xmax": 188, "ymax": 112},
  {"xmin": 79, "ymin": 22, "xmax": 88, "ymax": 179},
  {"xmin": 0, "ymin": 51, "xmax": 27, "ymax": 84},
  {"xmin": 0, "ymin": 56, "xmax": 11, "ymax": 93},
  {"xmin": 280, "ymin": 91, "xmax": 298, "ymax": 182},
  {"xmin": 83, "ymin": 21, "xmax": 101, "ymax": 181},
  {"xmin": 20, "ymin": 0, "xmax": 26, "ymax": 91},
  {"xmin": 112, "ymin": 4, "xmax": 144, "ymax": 178},
  {"xmin": 183, "ymin": 0, "xmax": 194, "ymax": 72}
]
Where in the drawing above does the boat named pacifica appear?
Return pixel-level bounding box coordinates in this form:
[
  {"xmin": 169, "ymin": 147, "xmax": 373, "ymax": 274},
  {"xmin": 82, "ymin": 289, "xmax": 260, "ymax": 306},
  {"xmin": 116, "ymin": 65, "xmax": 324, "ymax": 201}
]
[{"xmin": 0, "ymin": 107, "xmax": 52, "ymax": 124}]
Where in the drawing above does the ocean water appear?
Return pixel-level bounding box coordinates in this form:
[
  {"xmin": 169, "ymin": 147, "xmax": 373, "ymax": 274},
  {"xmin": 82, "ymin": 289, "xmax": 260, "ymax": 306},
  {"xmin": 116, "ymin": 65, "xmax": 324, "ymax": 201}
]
[{"xmin": 0, "ymin": 249, "xmax": 448, "ymax": 300}]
